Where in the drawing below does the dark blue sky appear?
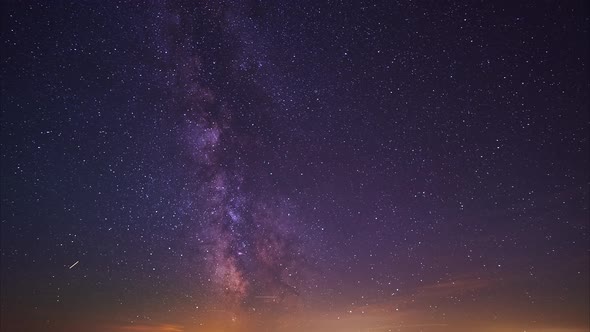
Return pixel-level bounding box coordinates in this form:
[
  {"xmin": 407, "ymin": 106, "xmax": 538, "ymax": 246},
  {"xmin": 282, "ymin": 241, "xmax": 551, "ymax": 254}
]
[{"xmin": 1, "ymin": 1, "xmax": 588, "ymax": 331}]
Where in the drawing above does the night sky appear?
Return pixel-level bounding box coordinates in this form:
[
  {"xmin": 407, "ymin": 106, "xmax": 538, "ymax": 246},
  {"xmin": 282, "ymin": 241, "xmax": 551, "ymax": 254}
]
[{"xmin": 1, "ymin": 1, "xmax": 589, "ymax": 332}]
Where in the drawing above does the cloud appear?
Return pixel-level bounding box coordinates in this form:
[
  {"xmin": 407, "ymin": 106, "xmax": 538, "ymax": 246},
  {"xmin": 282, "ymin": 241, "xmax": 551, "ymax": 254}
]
[{"xmin": 114, "ymin": 323, "xmax": 184, "ymax": 332}]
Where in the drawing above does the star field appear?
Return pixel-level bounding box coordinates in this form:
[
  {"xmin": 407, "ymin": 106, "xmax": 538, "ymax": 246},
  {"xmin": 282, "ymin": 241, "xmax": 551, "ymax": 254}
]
[{"xmin": 1, "ymin": 1, "xmax": 588, "ymax": 332}]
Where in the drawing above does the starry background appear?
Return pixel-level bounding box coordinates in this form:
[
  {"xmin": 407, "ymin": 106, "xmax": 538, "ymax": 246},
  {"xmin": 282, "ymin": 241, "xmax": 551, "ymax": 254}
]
[{"xmin": 1, "ymin": 1, "xmax": 588, "ymax": 332}]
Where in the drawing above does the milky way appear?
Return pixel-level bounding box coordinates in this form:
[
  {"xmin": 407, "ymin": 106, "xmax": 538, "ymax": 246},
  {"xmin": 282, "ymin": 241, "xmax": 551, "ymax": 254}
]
[{"xmin": 156, "ymin": 1, "xmax": 311, "ymax": 310}]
